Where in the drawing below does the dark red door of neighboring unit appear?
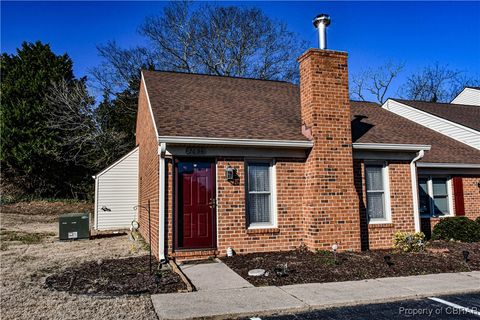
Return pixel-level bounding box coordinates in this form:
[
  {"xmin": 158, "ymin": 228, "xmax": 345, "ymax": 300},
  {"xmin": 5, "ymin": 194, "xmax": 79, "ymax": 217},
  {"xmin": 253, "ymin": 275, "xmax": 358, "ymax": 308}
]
[{"xmin": 177, "ymin": 160, "xmax": 216, "ymax": 249}]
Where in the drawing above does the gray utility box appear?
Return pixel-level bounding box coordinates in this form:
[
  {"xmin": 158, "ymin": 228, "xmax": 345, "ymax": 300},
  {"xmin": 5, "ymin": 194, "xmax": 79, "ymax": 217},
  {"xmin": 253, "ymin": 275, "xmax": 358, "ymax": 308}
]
[{"xmin": 59, "ymin": 213, "xmax": 90, "ymax": 240}]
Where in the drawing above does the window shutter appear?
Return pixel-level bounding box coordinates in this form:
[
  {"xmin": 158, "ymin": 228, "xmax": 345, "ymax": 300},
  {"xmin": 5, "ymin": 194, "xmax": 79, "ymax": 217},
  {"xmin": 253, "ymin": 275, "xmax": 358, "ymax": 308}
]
[{"xmin": 452, "ymin": 177, "xmax": 465, "ymax": 216}]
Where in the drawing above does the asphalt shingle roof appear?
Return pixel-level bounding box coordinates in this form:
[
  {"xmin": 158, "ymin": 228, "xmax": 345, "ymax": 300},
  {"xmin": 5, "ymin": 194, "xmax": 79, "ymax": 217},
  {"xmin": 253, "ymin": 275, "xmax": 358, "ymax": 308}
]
[
  {"xmin": 143, "ymin": 70, "xmax": 308, "ymax": 141},
  {"xmin": 350, "ymin": 101, "xmax": 480, "ymax": 164},
  {"xmin": 142, "ymin": 71, "xmax": 480, "ymax": 164}
]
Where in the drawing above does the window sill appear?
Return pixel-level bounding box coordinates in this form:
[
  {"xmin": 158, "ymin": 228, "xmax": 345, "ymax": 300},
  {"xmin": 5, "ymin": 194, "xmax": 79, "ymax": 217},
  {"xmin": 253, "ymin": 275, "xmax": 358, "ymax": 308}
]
[
  {"xmin": 247, "ymin": 228, "xmax": 280, "ymax": 235},
  {"xmin": 420, "ymin": 214, "xmax": 454, "ymax": 219},
  {"xmin": 368, "ymin": 223, "xmax": 394, "ymax": 229}
]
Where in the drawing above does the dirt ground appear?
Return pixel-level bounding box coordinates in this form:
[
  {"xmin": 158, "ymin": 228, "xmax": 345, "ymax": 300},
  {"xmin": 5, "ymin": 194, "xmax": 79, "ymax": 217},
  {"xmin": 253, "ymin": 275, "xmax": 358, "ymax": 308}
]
[
  {"xmin": 221, "ymin": 242, "xmax": 480, "ymax": 287},
  {"xmin": 0, "ymin": 201, "xmax": 159, "ymax": 320}
]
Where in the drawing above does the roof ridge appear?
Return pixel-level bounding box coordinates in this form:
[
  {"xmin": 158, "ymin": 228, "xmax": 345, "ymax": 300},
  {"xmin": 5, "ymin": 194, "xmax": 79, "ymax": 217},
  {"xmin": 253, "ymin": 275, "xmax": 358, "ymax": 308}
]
[
  {"xmin": 142, "ymin": 69, "xmax": 296, "ymax": 85},
  {"xmin": 392, "ymin": 98, "xmax": 477, "ymax": 108}
]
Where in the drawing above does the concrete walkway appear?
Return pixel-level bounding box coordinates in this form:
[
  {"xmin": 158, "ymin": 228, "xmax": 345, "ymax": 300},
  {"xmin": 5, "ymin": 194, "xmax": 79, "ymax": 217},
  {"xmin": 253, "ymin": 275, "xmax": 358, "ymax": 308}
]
[
  {"xmin": 179, "ymin": 260, "xmax": 253, "ymax": 291},
  {"xmin": 151, "ymin": 271, "xmax": 480, "ymax": 320}
]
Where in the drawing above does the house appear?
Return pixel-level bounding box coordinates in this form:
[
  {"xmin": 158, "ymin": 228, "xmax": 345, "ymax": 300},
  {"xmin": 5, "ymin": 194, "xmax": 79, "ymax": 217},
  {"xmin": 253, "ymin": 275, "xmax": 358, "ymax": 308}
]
[
  {"xmin": 382, "ymin": 98, "xmax": 480, "ymax": 150},
  {"xmin": 95, "ymin": 16, "xmax": 480, "ymax": 261},
  {"xmin": 452, "ymin": 87, "xmax": 480, "ymax": 106}
]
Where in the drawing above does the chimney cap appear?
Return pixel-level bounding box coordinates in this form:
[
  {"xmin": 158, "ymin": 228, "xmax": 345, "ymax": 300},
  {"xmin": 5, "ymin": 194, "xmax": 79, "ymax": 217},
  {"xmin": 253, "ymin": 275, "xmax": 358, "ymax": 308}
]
[{"xmin": 313, "ymin": 14, "xmax": 331, "ymax": 28}]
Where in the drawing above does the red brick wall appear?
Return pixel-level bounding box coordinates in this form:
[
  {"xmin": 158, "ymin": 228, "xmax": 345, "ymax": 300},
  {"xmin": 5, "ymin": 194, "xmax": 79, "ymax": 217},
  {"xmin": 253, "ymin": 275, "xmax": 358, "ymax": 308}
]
[
  {"xmin": 215, "ymin": 158, "xmax": 305, "ymax": 255},
  {"xmin": 462, "ymin": 177, "xmax": 480, "ymax": 220},
  {"xmin": 354, "ymin": 160, "xmax": 416, "ymax": 249},
  {"xmin": 136, "ymin": 80, "xmax": 160, "ymax": 257},
  {"xmin": 298, "ymin": 49, "xmax": 361, "ymax": 251}
]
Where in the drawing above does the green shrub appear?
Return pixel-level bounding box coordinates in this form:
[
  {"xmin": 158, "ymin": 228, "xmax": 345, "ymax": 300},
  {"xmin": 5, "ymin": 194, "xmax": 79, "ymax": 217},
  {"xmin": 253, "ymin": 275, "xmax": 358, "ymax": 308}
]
[
  {"xmin": 475, "ymin": 216, "xmax": 480, "ymax": 225},
  {"xmin": 393, "ymin": 231, "xmax": 426, "ymax": 252},
  {"xmin": 431, "ymin": 217, "xmax": 480, "ymax": 243}
]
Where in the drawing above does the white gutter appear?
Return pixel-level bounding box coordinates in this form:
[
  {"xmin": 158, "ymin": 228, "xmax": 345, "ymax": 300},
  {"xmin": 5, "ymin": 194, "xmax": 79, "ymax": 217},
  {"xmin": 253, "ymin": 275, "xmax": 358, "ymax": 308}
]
[
  {"xmin": 410, "ymin": 150, "xmax": 425, "ymax": 233},
  {"xmin": 158, "ymin": 142, "xmax": 167, "ymax": 263},
  {"xmin": 158, "ymin": 136, "xmax": 313, "ymax": 148},
  {"xmin": 352, "ymin": 143, "xmax": 431, "ymax": 151},
  {"xmin": 416, "ymin": 162, "xmax": 480, "ymax": 169}
]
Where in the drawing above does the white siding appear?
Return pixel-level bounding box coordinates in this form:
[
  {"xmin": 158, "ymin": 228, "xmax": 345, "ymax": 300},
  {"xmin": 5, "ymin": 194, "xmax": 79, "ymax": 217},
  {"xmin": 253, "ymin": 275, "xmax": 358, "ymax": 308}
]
[
  {"xmin": 94, "ymin": 148, "xmax": 139, "ymax": 230},
  {"xmin": 451, "ymin": 88, "xmax": 480, "ymax": 106},
  {"xmin": 382, "ymin": 100, "xmax": 480, "ymax": 150}
]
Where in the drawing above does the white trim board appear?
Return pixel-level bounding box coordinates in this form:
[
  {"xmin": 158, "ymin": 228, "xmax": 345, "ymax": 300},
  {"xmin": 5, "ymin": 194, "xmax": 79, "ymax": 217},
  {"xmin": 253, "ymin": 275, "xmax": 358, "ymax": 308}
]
[
  {"xmin": 417, "ymin": 162, "xmax": 480, "ymax": 168},
  {"xmin": 364, "ymin": 161, "xmax": 392, "ymax": 225},
  {"xmin": 352, "ymin": 143, "xmax": 431, "ymax": 151},
  {"xmin": 159, "ymin": 136, "xmax": 313, "ymax": 148}
]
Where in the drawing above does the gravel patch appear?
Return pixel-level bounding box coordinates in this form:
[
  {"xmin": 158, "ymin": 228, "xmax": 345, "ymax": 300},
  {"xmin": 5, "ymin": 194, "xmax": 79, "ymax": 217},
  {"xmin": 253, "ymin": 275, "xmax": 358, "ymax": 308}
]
[{"xmin": 0, "ymin": 207, "xmax": 159, "ymax": 320}]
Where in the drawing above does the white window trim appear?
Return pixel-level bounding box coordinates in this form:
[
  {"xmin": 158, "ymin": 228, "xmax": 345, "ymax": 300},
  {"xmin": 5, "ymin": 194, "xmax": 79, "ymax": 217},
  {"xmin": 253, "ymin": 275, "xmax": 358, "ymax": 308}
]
[
  {"xmin": 365, "ymin": 161, "xmax": 392, "ymax": 224},
  {"xmin": 419, "ymin": 175, "xmax": 454, "ymax": 218},
  {"xmin": 245, "ymin": 159, "xmax": 278, "ymax": 229}
]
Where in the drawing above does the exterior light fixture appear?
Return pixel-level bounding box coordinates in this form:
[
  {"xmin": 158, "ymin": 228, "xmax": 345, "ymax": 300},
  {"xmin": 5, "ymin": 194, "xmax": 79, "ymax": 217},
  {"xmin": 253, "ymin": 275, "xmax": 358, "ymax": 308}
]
[
  {"xmin": 332, "ymin": 243, "xmax": 338, "ymax": 252},
  {"xmin": 225, "ymin": 164, "xmax": 236, "ymax": 182}
]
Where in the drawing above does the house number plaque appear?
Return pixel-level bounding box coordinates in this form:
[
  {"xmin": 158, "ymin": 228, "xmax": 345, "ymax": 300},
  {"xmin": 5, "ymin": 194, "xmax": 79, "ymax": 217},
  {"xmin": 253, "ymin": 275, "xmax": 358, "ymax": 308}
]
[{"xmin": 185, "ymin": 147, "xmax": 206, "ymax": 155}]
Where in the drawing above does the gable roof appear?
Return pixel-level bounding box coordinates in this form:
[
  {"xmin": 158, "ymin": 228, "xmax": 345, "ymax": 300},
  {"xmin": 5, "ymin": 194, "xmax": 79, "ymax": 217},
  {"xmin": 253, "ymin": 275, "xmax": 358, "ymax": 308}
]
[
  {"xmin": 351, "ymin": 101, "xmax": 480, "ymax": 164},
  {"xmin": 142, "ymin": 70, "xmax": 308, "ymax": 142},
  {"xmin": 142, "ymin": 70, "xmax": 480, "ymax": 164},
  {"xmin": 391, "ymin": 99, "xmax": 480, "ymax": 131}
]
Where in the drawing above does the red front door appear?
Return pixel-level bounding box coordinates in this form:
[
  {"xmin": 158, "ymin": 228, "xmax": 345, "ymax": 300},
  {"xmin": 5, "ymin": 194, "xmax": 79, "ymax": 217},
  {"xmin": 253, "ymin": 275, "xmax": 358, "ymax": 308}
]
[{"xmin": 176, "ymin": 160, "xmax": 216, "ymax": 249}]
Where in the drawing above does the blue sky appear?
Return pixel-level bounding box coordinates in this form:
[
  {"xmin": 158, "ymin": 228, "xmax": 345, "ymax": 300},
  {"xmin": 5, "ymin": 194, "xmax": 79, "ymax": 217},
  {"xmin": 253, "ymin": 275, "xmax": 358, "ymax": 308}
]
[{"xmin": 2, "ymin": 1, "xmax": 480, "ymax": 99}]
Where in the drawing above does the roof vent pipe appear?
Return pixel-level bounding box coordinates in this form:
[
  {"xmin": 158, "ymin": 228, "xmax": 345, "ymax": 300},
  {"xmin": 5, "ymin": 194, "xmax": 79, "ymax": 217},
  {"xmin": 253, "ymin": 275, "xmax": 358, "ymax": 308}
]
[{"xmin": 313, "ymin": 14, "xmax": 331, "ymax": 50}]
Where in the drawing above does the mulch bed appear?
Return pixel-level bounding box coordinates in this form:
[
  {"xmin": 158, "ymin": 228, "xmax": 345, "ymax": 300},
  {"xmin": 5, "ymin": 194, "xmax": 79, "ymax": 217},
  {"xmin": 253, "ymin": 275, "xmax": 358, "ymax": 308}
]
[
  {"xmin": 45, "ymin": 255, "xmax": 186, "ymax": 295},
  {"xmin": 221, "ymin": 241, "xmax": 480, "ymax": 287}
]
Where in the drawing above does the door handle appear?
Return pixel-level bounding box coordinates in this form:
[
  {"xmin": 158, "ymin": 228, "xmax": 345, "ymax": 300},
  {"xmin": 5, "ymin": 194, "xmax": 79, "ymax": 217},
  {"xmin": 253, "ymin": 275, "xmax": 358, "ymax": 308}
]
[{"xmin": 208, "ymin": 198, "xmax": 216, "ymax": 209}]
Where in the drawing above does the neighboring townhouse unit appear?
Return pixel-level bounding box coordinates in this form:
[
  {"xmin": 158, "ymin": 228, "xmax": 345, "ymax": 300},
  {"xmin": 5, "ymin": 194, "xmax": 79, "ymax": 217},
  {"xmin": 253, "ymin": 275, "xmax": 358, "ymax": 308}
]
[
  {"xmin": 452, "ymin": 87, "xmax": 480, "ymax": 106},
  {"xmin": 94, "ymin": 17, "xmax": 480, "ymax": 262},
  {"xmin": 382, "ymin": 99, "xmax": 480, "ymax": 150}
]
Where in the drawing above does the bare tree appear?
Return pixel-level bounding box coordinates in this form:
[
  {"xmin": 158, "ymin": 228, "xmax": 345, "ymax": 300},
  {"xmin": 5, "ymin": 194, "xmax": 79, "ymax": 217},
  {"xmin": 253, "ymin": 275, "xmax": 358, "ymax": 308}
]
[
  {"xmin": 92, "ymin": 1, "xmax": 306, "ymax": 94},
  {"xmin": 350, "ymin": 62, "xmax": 404, "ymax": 104},
  {"xmin": 401, "ymin": 63, "xmax": 478, "ymax": 102},
  {"xmin": 47, "ymin": 79, "xmax": 131, "ymax": 171}
]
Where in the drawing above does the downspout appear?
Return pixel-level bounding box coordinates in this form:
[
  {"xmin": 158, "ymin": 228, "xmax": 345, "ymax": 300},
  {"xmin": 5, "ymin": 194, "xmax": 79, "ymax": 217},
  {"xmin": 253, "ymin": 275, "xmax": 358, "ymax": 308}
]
[
  {"xmin": 410, "ymin": 150, "xmax": 425, "ymax": 232},
  {"xmin": 158, "ymin": 142, "xmax": 167, "ymax": 264}
]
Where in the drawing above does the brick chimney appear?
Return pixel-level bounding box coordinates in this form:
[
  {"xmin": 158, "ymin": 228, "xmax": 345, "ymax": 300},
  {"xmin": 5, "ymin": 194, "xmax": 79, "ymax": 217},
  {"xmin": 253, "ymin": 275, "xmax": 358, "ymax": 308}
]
[{"xmin": 299, "ymin": 49, "xmax": 361, "ymax": 251}]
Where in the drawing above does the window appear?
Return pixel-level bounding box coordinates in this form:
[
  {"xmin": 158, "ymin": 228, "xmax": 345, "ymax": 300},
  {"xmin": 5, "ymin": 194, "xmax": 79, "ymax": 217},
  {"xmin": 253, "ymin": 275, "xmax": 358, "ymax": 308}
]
[
  {"xmin": 418, "ymin": 177, "xmax": 431, "ymax": 215},
  {"xmin": 246, "ymin": 161, "xmax": 276, "ymax": 228},
  {"xmin": 418, "ymin": 176, "xmax": 452, "ymax": 217},
  {"xmin": 365, "ymin": 163, "xmax": 391, "ymax": 223}
]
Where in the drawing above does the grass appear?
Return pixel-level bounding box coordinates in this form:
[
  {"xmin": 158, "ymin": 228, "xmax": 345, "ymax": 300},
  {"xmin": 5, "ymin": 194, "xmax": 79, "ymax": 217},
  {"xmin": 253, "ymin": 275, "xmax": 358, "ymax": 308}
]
[
  {"xmin": 1, "ymin": 196, "xmax": 91, "ymax": 206},
  {"xmin": 0, "ymin": 229, "xmax": 55, "ymax": 247}
]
